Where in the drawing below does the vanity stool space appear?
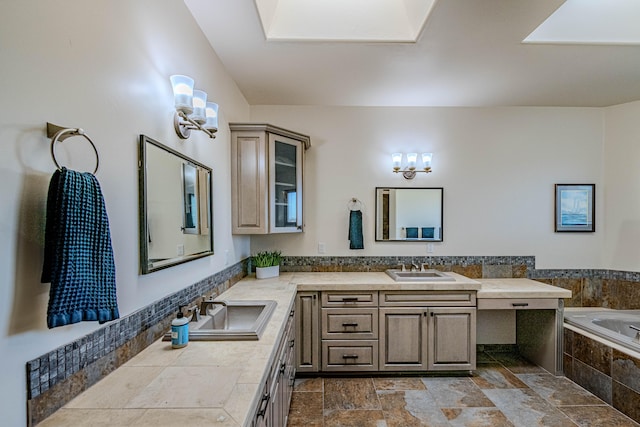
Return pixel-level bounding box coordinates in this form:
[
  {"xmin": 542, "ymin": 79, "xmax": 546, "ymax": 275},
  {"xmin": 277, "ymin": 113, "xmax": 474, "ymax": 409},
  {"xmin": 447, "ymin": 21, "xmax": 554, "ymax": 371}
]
[{"xmin": 477, "ymin": 278, "xmax": 572, "ymax": 376}]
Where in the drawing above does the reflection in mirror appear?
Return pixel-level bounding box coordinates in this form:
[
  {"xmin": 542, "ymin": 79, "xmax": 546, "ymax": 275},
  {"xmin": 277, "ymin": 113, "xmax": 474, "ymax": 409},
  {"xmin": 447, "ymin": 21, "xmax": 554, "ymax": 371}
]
[
  {"xmin": 375, "ymin": 187, "xmax": 443, "ymax": 242},
  {"xmin": 139, "ymin": 135, "xmax": 213, "ymax": 274}
]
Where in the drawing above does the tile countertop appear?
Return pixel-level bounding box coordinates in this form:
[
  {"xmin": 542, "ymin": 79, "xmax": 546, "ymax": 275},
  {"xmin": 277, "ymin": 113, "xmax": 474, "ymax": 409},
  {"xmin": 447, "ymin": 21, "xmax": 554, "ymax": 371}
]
[{"xmin": 39, "ymin": 273, "xmax": 569, "ymax": 427}]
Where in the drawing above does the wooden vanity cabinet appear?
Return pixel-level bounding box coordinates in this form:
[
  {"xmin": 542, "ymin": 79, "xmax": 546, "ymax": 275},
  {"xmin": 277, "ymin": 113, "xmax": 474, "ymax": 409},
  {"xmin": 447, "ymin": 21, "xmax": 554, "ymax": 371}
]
[
  {"xmin": 320, "ymin": 291, "xmax": 379, "ymax": 372},
  {"xmin": 253, "ymin": 308, "xmax": 296, "ymax": 427},
  {"xmin": 230, "ymin": 123, "xmax": 310, "ymax": 235},
  {"xmin": 295, "ymin": 292, "xmax": 319, "ymax": 373},
  {"xmin": 379, "ymin": 291, "xmax": 476, "ymax": 372}
]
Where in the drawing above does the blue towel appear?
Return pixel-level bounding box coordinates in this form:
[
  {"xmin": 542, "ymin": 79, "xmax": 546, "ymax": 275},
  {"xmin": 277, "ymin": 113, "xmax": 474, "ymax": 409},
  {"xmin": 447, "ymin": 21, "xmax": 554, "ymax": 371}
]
[
  {"xmin": 348, "ymin": 210, "xmax": 364, "ymax": 249},
  {"xmin": 41, "ymin": 168, "xmax": 119, "ymax": 328}
]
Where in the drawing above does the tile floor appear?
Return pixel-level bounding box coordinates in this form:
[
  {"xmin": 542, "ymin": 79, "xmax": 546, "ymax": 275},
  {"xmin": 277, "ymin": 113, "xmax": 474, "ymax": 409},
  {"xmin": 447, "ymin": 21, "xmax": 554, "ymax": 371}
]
[{"xmin": 287, "ymin": 351, "xmax": 640, "ymax": 427}]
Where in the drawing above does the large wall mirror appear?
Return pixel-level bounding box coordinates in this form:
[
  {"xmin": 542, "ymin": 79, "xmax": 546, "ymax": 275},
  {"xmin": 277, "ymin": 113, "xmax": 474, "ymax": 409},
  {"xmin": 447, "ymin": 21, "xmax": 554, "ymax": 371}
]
[
  {"xmin": 375, "ymin": 187, "xmax": 444, "ymax": 242},
  {"xmin": 138, "ymin": 135, "xmax": 213, "ymax": 274}
]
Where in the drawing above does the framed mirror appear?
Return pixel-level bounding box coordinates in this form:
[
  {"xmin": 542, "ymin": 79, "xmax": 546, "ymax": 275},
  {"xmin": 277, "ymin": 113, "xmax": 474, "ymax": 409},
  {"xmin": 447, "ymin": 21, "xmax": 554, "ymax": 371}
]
[
  {"xmin": 375, "ymin": 187, "xmax": 443, "ymax": 242},
  {"xmin": 138, "ymin": 135, "xmax": 213, "ymax": 274}
]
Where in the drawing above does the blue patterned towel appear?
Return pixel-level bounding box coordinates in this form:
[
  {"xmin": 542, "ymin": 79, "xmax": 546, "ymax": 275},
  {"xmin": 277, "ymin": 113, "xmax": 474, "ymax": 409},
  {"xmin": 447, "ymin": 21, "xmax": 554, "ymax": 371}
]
[{"xmin": 41, "ymin": 168, "xmax": 119, "ymax": 328}]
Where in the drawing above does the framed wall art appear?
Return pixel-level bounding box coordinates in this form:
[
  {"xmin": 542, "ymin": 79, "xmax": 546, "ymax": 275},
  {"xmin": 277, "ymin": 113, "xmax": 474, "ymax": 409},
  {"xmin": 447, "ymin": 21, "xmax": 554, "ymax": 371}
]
[{"xmin": 555, "ymin": 184, "xmax": 595, "ymax": 232}]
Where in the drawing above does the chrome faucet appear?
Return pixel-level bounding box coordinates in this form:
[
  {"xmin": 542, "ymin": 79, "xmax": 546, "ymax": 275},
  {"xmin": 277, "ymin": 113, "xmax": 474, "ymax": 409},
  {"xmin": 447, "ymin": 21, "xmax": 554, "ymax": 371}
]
[{"xmin": 411, "ymin": 262, "xmax": 420, "ymax": 272}]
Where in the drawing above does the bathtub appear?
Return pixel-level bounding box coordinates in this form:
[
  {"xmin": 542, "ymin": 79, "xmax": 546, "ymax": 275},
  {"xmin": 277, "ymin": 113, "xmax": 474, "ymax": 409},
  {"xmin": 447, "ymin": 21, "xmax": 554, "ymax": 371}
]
[{"xmin": 564, "ymin": 309, "xmax": 640, "ymax": 353}]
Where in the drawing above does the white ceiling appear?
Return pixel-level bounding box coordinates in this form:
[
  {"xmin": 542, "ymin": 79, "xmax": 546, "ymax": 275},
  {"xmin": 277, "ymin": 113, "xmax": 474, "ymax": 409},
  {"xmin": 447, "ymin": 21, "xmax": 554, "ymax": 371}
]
[{"xmin": 184, "ymin": 0, "xmax": 640, "ymax": 107}]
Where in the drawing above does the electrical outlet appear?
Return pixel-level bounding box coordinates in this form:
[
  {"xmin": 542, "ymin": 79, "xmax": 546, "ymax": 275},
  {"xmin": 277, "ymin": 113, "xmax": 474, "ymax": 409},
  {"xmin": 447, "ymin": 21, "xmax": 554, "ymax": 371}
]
[
  {"xmin": 318, "ymin": 242, "xmax": 326, "ymax": 254},
  {"xmin": 177, "ymin": 244, "xmax": 184, "ymax": 256},
  {"xmin": 427, "ymin": 243, "xmax": 434, "ymax": 253}
]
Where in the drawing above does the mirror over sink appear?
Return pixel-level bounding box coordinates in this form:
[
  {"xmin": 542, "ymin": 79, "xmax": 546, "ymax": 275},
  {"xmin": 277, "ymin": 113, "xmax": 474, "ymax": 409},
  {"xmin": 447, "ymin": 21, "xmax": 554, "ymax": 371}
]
[
  {"xmin": 375, "ymin": 187, "xmax": 444, "ymax": 242},
  {"xmin": 138, "ymin": 135, "xmax": 213, "ymax": 274}
]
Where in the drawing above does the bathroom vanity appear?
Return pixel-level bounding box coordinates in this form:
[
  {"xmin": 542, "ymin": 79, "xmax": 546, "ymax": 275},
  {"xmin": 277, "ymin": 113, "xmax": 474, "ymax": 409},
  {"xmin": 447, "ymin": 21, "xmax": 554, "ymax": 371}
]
[{"xmin": 38, "ymin": 272, "xmax": 570, "ymax": 427}]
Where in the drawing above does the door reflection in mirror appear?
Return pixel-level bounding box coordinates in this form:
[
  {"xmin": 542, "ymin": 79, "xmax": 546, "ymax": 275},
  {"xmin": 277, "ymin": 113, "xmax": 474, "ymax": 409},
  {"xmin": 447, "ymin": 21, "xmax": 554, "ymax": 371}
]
[{"xmin": 375, "ymin": 187, "xmax": 443, "ymax": 242}]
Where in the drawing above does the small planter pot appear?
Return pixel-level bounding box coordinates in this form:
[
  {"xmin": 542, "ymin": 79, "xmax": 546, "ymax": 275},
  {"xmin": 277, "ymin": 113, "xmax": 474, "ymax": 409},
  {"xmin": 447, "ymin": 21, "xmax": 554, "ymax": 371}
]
[{"xmin": 255, "ymin": 265, "xmax": 279, "ymax": 279}]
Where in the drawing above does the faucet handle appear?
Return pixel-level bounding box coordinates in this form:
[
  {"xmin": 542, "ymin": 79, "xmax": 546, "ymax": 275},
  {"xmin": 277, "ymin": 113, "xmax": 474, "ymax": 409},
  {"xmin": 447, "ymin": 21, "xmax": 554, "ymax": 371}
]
[
  {"xmin": 187, "ymin": 305, "xmax": 201, "ymax": 322},
  {"xmin": 399, "ymin": 263, "xmax": 406, "ymax": 272},
  {"xmin": 421, "ymin": 263, "xmax": 428, "ymax": 272}
]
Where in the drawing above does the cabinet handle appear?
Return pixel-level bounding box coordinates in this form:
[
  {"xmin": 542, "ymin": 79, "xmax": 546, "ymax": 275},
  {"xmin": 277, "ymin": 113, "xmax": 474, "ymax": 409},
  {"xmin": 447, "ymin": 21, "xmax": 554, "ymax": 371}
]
[
  {"xmin": 290, "ymin": 309, "xmax": 295, "ymax": 317},
  {"xmin": 256, "ymin": 392, "xmax": 270, "ymax": 418},
  {"xmin": 342, "ymin": 322, "xmax": 358, "ymax": 327},
  {"xmin": 341, "ymin": 297, "xmax": 359, "ymax": 302},
  {"xmin": 280, "ymin": 362, "xmax": 286, "ymax": 374},
  {"xmin": 511, "ymin": 303, "xmax": 529, "ymax": 307},
  {"xmin": 289, "ymin": 339, "xmax": 295, "ymax": 348},
  {"xmin": 342, "ymin": 354, "xmax": 359, "ymax": 359}
]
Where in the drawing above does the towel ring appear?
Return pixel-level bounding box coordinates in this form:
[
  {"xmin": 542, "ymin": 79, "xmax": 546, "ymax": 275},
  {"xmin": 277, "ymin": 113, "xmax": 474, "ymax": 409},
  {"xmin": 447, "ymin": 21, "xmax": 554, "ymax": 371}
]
[
  {"xmin": 48, "ymin": 123, "xmax": 99, "ymax": 174},
  {"xmin": 347, "ymin": 198, "xmax": 363, "ymax": 211}
]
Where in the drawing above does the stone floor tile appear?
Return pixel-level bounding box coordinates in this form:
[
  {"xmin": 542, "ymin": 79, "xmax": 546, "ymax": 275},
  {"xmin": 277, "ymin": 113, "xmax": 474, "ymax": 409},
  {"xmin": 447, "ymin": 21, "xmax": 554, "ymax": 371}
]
[
  {"xmin": 483, "ymin": 388, "xmax": 578, "ymax": 427},
  {"xmin": 516, "ymin": 373, "xmax": 604, "ymax": 406},
  {"xmin": 471, "ymin": 363, "xmax": 529, "ymax": 389},
  {"xmin": 324, "ymin": 377, "xmax": 380, "ymax": 411},
  {"xmin": 374, "ymin": 377, "xmax": 427, "ymax": 391},
  {"xmin": 559, "ymin": 405, "xmax": 640, "ymax": 427},
  {"xmin": 421, "ymin": 377, "xmax": 495, "ymax": 407},
  {"xmin": 488, "ymin": 351, "xmax": 547, "ymax": 374},
  {"xmin": 288, "ymin": 391, "xmax": 323, "ymax": 425},
  {"xmin": 293, "ymin": 377, "xmax": 323, "ymax": 392},
  {"xmin": 323, "ymin": 409, "xmax": 387, "ymax": 427},
  {"xmin": 377, "ymin": 390, "xmax": 449, "ymax": 427},
  {"xmin": 441, "ymin": 407, "xmax": 514, "ymax": 427}
]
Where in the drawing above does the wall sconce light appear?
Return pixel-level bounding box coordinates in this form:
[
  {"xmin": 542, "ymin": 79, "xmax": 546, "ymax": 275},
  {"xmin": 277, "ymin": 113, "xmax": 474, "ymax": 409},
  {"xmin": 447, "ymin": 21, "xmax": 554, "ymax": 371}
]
[
  {"xmin": 392, "ymin": 152, "xmax": 432, "ymax": 179},
  {"xmin": 170, "ymin": 75, "xmax": 218, "ymax": 139}
]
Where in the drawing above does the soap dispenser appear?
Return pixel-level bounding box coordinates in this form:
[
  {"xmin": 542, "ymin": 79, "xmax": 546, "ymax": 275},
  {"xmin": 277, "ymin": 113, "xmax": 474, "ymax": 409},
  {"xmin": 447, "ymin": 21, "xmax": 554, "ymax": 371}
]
[{"xmin": 171, "ymin": 306, "xmax": 189, "ymax": 348}]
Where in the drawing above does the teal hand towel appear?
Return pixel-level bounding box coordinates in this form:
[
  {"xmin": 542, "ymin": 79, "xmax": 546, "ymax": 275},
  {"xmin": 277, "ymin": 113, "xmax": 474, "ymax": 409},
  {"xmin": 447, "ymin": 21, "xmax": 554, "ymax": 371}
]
[{"xmin": 349, "ymin": 210, "xmax": 364, "ymax": 250}]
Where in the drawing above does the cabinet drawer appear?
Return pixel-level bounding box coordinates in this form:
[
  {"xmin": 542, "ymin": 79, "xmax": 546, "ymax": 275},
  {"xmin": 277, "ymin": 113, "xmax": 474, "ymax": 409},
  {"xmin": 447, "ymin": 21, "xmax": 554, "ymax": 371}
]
[
  {"xmin": 321, "ymin": 291, "xmax": 378, "ymax": 307},
  {"xmin": 477, "ymin": 298, "xmax": 559, "ymax": 310},
  {"xmin": 321, "ymin": 308, "xmax": 378, "ymax": 339},
  {"xmin": 380, "ymin": 291, "xmax": 476, "ymax": 307},
  {"xmin": 321, "ymin": 340, "xmax": 378, "ymax": 371}
]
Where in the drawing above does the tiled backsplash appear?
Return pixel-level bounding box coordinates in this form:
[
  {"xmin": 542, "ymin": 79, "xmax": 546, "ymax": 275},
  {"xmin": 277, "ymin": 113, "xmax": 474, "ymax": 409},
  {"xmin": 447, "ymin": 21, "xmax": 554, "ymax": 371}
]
[{"xmin": 26, "ymin": 255, "xmax": 640, "ymax": 425}]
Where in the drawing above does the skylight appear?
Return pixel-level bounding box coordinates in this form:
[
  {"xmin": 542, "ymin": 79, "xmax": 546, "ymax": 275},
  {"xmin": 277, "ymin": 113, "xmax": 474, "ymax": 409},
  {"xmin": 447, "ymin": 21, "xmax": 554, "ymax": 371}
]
[
  {"xmin": 524, "ymin": 0, "xmax": 640, "ymax": 45},
  {"xmin": 254, "ymin": 0, "xmax": 437, "ymax": 42}
]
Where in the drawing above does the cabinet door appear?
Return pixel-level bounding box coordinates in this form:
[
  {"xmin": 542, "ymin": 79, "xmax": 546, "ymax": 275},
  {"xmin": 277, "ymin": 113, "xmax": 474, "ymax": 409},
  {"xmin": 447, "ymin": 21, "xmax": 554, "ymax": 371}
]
[
  {"xmin": 296, "ymin": 292, "xmax": 319, "ymax": 372},
  {"xmin": 231, "ymin": 130, "xmax": 268, "ymax": 234},
  {"xmin": 428, "ymin": 308, "xmax": 476, "ymax": 371},
  {"xmin": 269, "ymin": 133, "xmax": 303, "ymax": 233},
  {"xmin": 379, "ymin": 308, "xmax": 428, "ymax": 371}
]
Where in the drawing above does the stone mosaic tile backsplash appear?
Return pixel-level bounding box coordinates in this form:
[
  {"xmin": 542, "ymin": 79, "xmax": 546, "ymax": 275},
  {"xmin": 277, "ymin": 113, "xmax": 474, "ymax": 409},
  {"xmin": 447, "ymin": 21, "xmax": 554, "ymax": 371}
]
[{"xmin": 26, "ymin": 255, "xmax": 640, "ymax": 425}]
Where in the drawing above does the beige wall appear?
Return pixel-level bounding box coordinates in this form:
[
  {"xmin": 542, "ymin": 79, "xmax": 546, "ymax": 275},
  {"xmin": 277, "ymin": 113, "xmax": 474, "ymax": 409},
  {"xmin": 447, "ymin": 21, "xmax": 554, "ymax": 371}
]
[
  {"xmin": 249, "ymin": 106, "xmax": 605, "ymax": 269},
  {"xmin": 0, "ymin": 1, "xmax": 250, "ymax": 425},
  {"xmin": 603, "ymin": 100, "xmax": 640, "ymax": 271}
]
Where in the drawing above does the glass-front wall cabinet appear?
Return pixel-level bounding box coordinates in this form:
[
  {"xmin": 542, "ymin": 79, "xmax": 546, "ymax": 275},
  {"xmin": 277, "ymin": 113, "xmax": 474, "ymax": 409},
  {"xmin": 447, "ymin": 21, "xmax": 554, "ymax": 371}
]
[
  {"xmin": 271, "ymin": 133, "xmax": 302, "ymax": 231},
  {"xmin": 230, "ymin": 123, "xmax": 310, "ymax": 234}
]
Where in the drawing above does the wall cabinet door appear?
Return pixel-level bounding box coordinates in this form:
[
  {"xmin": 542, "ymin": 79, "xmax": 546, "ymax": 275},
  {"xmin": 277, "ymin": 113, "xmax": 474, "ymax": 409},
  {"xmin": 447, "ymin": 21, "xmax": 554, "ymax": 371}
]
[
  {"xmin": 379, "ymin": 307, "xmax": 428, "ymax": 371},
  {"xmin": 230, "ymin": 123, "xmax": 310, "ymax": 234},
  {"xmin": 296, "ymin": 292, "xmax": 320, "ymax": 372},
  {"xmin": 427, "ymin": 308, "xmax": 476, "ymax": 371}
]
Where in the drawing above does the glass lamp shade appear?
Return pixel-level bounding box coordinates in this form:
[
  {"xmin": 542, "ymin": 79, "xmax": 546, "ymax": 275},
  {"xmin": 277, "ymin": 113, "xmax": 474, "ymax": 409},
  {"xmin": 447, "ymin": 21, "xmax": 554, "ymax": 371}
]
[
  {"xmin": 190, "ymin": 90, "xmax": 207, "ymax": 124},
  {"xmin": 406, "ymin": 153, "xmax": 418, "ymax": 170},
  {"xmin": 422, "ymin": 152, "xmax": 433, "ymax": 169},
  {"xmin": 204, "ymin": 102, "xmax": 219, "ymax": 131},
  {"xmin": 170, "ymin": 75, "xmax": 194, "ymax": 114},
  {"xmin": 391, "ymin": 153, "xmax": 402, "ymax": 171}
]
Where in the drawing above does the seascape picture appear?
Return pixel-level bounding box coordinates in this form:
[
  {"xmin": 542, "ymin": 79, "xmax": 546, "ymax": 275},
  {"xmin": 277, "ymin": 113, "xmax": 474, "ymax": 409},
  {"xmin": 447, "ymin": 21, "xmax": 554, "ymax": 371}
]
[{"xmin": 555, "ymin": 184, "xmax": 595, "ymax": 232}]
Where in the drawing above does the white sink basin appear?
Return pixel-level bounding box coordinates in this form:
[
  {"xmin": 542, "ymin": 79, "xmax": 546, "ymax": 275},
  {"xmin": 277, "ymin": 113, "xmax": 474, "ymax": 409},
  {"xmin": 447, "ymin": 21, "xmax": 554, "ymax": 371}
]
[
  {"xmin": 386, "ymin": 269, "xmax": 452, "ymax": 282},
  {"xmin": 164, "ymin": 300, "xmax": 277, "ymax": 341}
]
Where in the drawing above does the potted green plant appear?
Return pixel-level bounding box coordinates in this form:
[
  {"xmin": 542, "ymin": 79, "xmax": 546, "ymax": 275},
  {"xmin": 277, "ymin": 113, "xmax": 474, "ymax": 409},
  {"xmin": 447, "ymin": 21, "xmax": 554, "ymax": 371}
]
[{"xmin": 253, "ymin": 250, "xmax": 282, "ymax": 279}]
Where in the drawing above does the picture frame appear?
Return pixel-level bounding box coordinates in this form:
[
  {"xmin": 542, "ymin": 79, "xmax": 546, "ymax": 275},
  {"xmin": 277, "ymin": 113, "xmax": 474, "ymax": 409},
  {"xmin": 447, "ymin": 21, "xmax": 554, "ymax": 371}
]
[{"xmin": 554, "ymin": 184, "xmax": 595, "ymax": 232}]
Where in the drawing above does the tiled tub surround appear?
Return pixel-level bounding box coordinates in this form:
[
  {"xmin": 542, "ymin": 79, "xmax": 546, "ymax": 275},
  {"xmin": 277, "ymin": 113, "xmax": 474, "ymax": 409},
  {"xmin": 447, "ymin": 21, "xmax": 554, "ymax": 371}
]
[
  {"xmin": 26, "ymin": 261, "xmax": 246, "ymax": 426},
  {"xmin": 563, "ymin": 316, "xmax": 640, "ymax": 424}
]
